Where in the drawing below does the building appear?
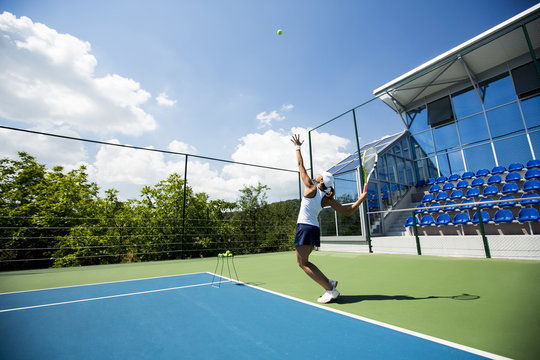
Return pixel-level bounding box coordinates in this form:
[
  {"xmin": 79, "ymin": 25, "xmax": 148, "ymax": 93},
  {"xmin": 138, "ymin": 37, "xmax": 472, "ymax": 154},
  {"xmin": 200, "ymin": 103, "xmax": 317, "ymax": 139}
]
[{"xmin": 319, "ymin": 4, "xmax": 540, "ymax": 258}]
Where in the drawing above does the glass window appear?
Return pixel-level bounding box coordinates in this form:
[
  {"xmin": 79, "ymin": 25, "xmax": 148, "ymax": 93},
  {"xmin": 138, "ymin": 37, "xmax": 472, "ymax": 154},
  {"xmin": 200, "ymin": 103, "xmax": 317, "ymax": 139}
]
[
  {"xmin": 427, "ymin": 156, "xmax": 438, "ymax": 178},
  {"xmin": 408, "ymin": 106, "xmax": 428, "ymax": 133},
  {"xmin": 412, "ymin": 130, "xmax": 434, "ymax": 155},
  {"xmin": 401, "ymin": 138, "xmax": 411, "ymax": 159},
  {"xmin": 319, "ymin": 208, "xmax": 336, "ymax": 236},
  {"xmin": 393, "ymin": 142, "xmax": 402, "ymax": 156},
  {"xmin": 405, "ymin": 160, "xmax": 415, "ymax": 185},
  {"xmin": 481, "ymin": 74, "xmax": 517, "ymax": 109},
  {"xmin": 487, "ymin": 102, "xmax": 524, "ymax": 139},
  {"xmin": 433, "ymin": 122, "xmax": 460, "ymax": 152},
  {"xmin": 335, "ymin": 171, "xmax": 358, "ymax": 203},
  {"xmin": 463, "ymin": 143, "xmax": 496, "ymax": 172},
  {"xmin": 452, "ymin": 87, "xmax": 483, "ymax": 119},
  {"xmin": 521, "ymin": 95, "xmax": 540, "ymax": 130},
  {"xmin": 437, "ymin": 150, "xmax": 465, "ymax": 177},
  {"xmin": 377, "ymin": 155, "xmax": 388, "ymax": 181},
  {"xmin": 396, "ymin": 157, "xmax": 406, "ymax": 184},
  {"xmin": 380, "ymin": 182, "xmax": 391, "ymax": 211},
  {"xmin": 386, "ymin": 155, "xmax": 397, "ymax": 183},
  {"xmin": 529, "ymin": 130, "xmax": 540, "ymax": 159},
  {"xmin": 493, "ymin": 135, "xmax": 533, "ymax": 168},
  {"xmin": 337, "ymin": 211, "xmax": 362, "ymax": 236},
  {"xmin": 457, "ymin": 113, "xmax": 490, "ymax": 145}
]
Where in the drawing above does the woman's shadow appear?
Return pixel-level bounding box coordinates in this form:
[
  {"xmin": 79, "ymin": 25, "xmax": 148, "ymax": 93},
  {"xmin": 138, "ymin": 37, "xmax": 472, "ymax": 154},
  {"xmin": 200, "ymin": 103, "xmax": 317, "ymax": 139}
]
[{"xmin": 335, "ymin": 293, "xmax": 479, "ymax": 304}]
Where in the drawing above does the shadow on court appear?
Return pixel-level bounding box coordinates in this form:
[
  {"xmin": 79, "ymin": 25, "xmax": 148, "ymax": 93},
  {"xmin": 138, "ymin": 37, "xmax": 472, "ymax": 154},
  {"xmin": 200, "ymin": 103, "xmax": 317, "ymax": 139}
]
[{"xmin": 335, "ymin": 293, "xmax": 480, "ymax": 304}]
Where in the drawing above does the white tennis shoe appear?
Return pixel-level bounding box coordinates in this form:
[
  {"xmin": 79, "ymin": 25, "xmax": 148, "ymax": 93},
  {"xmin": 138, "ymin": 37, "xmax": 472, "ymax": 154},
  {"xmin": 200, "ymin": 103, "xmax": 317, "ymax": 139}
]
[{"xmin": 317, "ymin": 288, "xmax": 340, "ymax": 303}]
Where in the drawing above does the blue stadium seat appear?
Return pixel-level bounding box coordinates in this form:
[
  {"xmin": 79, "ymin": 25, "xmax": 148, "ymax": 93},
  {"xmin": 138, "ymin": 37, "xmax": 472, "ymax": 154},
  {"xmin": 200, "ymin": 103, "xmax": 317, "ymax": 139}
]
[
  {"xmin": 448, "ymin": 174, "xmax": 460, "ymax": 182},
  {"xmin": 487, "ymin": 175, "xmax": 502, "ymax": 185},
  {"xmin": 523, "ymin": 180, "xmax": 540, "ymax": 192},
  {"xmin": 415, "ymin": 204, "xmax": 426, "ymax": 214},
  {"xmin": 428, "ymin": 184, "xmax": 441, "ymax": 193},
  {"xmin": 449, "ymin": 190, "xmax": 464, "ymax": 200},
  {"xmin": 524, "ymin": 168, "xmax": 540, "ymax": 180},
  {"xmin": 508, "ymin": 163, "xmax": 524, "ymax": 172},
  {"xmin": 442, "ymin": 182, "xmax": 454, "ymax": 192},
  {"xmin": 517, "ymin": 208, "xmax": 540, "ymax": 223},
  {"xmin": 404, "ymin": 216, "xmax": 417, "ymax": 227},
  {"xmin": 465, "ymin": 188, "xmax": 480, "ymax": 199},
  {"xmin": 526, "ymin": 159, "xmax": 540, "ymax": 169},
  {"xmin": 472, "ymin": 211, "xmax": 491, "ymax": 224},
  {"xmin": 498, "ymin": 195, "xmax": 517, "ymax": 208},
  {"xmin": 459, "ymin": 199, "xmax": 475, "ymax": 210},
  {"xmin": 419, "ymin": 215, "xmax": 435, "ymax": 226},
  {"xmin": 471, "ymin": 178, "xmax": 484, "ymax": 187},
  {"xmin": 456, "ymin": 180, "xmax": 469, "ymax": 189},
  {"xmin": 491, "ymin": 166, "xmax": 506, "ymax": 175},
  {"xmin": 482, "ymin": 185, "xmax": 499, "ymax": 197},
  {"xmin": 501, "ymin": 182, "xmax": 520, "ymax": 195},
  {"xmin": 504, "ymin": 172, "xmax": 521, "ymax": 183},
  {"xmin": 476, "ymin": 168, "xmax": 490, "ymax": 177},
  {"xmin": 493, "ymin": 209, "xmax": 514, "ymax": 224},
  {"xmin": 443, "ymin": 201, "xmax": 457, "ymax": 212},
  {"xmin": 452, "ymin": 212, "xmax": 470, "ymax": 225},
  {"xmin": 435, "ymin": 192, "xmax": 448, "ymax": 202},
  {"xmin": 435, "ymin": 213, "xmax": 451, "ymax": 226},
  {"xmin": 461, "ymin": 171, "xmax": 474, "ymax": 180},
  {"xmin": 479, "ymin": 197, "xmax": 495, "ymax": 209},
  {"xmin": 436, "ymin": 176, "xmax": 447, "ymax": 184},
  {"xmin": 426, "ymin": 178, "xmax": 436, "ymax": 185},
  {"xmin": 428, "ymin": 202, "xmax": 441, "ymax": 213},
  {"xmin": 421, "ymin": 193, "xmax": 434, "ymax": 203},
  {"xmin": 521, "ymin": 192, "xmax": 540, "ymax": 206}
]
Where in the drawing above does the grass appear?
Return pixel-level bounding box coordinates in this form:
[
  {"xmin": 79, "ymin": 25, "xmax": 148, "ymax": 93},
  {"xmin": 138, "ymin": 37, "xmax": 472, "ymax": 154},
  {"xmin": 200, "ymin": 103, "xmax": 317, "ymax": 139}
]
[{"xmin": 1, "ymin": 251, "xmax": 539, "ymax": 359}]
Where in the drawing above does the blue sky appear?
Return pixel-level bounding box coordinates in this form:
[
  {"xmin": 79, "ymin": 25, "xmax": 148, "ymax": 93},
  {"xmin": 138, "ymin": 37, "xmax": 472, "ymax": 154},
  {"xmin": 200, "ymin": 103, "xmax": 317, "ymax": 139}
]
[{"xmin": 0, "ymin": 0, "xmax": 537, "ymax": 201}]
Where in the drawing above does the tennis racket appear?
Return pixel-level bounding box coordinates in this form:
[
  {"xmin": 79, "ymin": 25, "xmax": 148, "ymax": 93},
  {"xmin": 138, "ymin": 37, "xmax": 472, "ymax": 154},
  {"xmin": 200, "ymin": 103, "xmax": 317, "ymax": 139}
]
[{"xmin": 361, "ymin": 146, "xmax": 378, "ymax": 191}]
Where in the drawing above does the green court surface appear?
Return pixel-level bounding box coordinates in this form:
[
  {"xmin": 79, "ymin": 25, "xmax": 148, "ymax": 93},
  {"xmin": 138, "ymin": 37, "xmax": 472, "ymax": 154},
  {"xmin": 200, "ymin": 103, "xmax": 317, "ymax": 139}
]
[{"xmin": 1, "ymin": 252, "xmax": 539, "ymax": 359}]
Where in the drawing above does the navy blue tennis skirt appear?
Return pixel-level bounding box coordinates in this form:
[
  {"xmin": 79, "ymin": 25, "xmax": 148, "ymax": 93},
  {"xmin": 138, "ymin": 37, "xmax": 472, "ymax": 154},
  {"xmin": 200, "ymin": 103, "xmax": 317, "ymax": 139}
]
[{"xmin": 294, "ymin": 223, "xmax": 320, "ymax": 247}]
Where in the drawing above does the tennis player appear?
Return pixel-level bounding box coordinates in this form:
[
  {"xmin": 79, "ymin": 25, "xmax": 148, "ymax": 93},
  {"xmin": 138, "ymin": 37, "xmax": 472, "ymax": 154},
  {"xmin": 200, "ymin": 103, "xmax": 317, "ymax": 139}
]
[{"xmin": 291, "ymin": 134, "xmax": 368, "ymax": 303}]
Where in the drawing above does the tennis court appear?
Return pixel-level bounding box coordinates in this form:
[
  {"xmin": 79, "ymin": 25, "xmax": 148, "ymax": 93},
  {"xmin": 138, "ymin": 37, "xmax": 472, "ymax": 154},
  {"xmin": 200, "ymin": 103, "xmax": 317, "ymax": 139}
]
[
  {"xmin": 0, "ymin": 271, "xmax": 505, "ymax": 359},
  {"xmin": 1, "ymin": 252, "xmax": 539, "ymax": 359}
]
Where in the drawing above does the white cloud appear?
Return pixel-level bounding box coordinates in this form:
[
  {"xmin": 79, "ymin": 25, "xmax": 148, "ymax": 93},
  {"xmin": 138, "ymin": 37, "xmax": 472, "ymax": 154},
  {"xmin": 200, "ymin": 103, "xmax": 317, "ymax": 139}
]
[
  {"xmin": 0, "ymin": 12, "xmax": 156, "ymax": 136},
  {"xmin": 281, "ymin": 104, "xmax": 294, "ymax": 111},
  {"xmin": 256, "ymin": 110, "xmax": 285, "ymax": 127},
  {"xmin": 156, "ymin": 92, "xmax": 177, "ymax": 107}
]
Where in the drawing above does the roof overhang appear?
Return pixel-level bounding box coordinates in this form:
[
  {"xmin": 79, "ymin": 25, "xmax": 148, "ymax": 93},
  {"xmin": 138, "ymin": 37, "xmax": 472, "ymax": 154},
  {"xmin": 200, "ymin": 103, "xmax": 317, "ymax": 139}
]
[{"xmin": 373, "ymin": 4, "xmax": 540, "ymax": 113}]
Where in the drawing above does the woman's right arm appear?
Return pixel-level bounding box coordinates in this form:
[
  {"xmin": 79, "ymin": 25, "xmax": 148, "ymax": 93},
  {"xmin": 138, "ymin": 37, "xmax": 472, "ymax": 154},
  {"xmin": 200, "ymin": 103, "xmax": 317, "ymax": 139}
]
[{"xmin": 291, "ymin": 134, "xmax": 315, "ymax": 193}]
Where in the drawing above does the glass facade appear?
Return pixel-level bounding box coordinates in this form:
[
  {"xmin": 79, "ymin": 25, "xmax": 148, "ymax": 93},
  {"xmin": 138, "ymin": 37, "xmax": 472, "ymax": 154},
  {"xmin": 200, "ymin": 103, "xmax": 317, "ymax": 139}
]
[{"xmin": 408, "ymin": 66, "xmax": 540, "ymax": 177}]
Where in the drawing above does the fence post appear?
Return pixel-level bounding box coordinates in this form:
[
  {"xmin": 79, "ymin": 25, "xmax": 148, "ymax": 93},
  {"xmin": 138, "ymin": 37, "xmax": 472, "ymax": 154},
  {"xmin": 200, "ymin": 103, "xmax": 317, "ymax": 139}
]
[
  {"xmin": 353, "ymin": 109, "xmax": 372, "ymax": 253},
  {"xmin": 412, "ymin": 211, "xmax": 421, "ymax": 255},
  {"xmin": 475, "ymin": 206, "xmax": 491, "ymax": 259},
  {"xmin": 181, "ymin": 154, "xmax": 188, "ymax": 259}
]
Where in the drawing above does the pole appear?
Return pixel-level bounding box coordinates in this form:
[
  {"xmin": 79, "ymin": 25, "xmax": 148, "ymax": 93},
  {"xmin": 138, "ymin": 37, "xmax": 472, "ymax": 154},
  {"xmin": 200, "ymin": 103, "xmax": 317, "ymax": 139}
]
[
  {"xmin": 353, "ymin": 109, "xmax": 372, "ymax": 253},
  {"xmin": 475, "ymin": 206, "xmax": 491, "ymax": 258},
  {"xmin": 181, "ymin": 154, "xmax": 188, "ymax": 259},
  {"xmin": 412, "ymin": 211, "xmax": 421, "ymax": 255}
]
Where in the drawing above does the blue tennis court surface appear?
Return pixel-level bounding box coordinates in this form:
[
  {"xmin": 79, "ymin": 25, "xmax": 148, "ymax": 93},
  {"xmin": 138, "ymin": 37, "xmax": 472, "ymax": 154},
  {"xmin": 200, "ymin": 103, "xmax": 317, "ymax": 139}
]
[{"xmin": 0, "ymin": 272, "xmax": 503, "ymax": 359}]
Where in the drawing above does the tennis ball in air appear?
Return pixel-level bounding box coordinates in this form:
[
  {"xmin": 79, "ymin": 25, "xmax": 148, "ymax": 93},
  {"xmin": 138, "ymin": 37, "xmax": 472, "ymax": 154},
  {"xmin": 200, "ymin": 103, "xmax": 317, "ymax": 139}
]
[{"xmin": 277, "ymin": 29, "xmax": 283, "ymax": 36}]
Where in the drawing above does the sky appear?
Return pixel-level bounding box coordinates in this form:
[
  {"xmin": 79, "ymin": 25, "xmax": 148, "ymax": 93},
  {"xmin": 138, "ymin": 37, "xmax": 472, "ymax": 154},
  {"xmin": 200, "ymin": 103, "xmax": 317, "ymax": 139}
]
[{"xmin": 0, "ymin": 0, "xmax": 537, "ymax": 202}]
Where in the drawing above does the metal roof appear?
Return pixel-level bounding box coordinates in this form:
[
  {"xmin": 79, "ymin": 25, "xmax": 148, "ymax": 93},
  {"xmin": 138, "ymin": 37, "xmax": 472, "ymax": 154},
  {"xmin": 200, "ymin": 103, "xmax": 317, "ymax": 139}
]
[{"xmin": 373, "ymin": 4, "xmax": 540, "ymax": 113}]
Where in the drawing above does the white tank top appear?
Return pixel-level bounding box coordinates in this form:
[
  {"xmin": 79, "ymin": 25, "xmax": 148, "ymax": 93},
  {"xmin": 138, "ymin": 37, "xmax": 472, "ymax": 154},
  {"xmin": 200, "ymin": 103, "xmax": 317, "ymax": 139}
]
[{"xmin": 297, "ymin": 187, "xmax": 325, "ymax": 227}]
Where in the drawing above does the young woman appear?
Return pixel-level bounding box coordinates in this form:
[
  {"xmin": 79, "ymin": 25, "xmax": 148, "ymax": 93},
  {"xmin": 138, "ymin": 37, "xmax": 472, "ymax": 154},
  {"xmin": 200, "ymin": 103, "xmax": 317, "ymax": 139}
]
[{"xmin": 291, "ymin": 134, "xmax": 368, "ymax": 303}]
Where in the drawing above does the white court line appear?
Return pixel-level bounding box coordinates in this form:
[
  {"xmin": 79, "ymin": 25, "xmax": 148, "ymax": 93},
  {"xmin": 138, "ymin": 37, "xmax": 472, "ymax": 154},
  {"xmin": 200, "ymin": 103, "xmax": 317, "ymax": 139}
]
[
  {"xmin": 210, "ymin": 273, "xmax": 510, "ymax": 360},
  {"xmin": 0, "ymin": 271, "xmax": 206, "ymax": 295},
  {"xmin": 0, "ymin": 280, "xmax": 226, "ymax": 313}
]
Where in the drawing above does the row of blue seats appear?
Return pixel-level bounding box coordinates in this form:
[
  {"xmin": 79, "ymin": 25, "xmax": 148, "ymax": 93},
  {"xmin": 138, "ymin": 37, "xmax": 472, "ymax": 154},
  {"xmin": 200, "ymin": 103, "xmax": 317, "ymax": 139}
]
[
  {"xmin": 426, "ymin": 169, "xmax": 540, "ymax": 193},
  {"xmin": 421, "ymin": 180, "xmax": 540, "ymax": 203},
  {"xmin": 415, "ymin": 160, "xmax": 540, "ymax": 188},
  {"xmin": 416, "ymin": 193, "xmax": 540, "ymax": 214},
  {"xmin": 405, "ymin": 207, "xmax": 540, "ymax": 227}
]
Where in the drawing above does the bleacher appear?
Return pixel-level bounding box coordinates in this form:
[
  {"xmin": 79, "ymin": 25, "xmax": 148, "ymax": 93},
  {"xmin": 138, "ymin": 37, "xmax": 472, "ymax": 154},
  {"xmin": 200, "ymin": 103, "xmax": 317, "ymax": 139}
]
[{"xmin": 405, "ymin": 160, "xmax": 540, "ymax": 236}]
